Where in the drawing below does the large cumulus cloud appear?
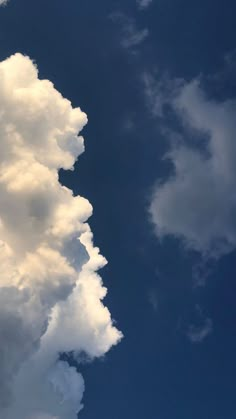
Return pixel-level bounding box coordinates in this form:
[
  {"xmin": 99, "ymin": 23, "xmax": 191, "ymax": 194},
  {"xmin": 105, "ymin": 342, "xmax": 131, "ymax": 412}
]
[{"xmin": 0, "ymin": 53, "xmax": 122, "ymax": 419}]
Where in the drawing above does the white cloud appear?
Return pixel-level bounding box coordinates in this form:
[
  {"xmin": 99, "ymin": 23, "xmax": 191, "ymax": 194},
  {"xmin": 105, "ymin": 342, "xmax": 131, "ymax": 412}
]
[
  {"xmin": 148, "ymin": 76, "xmax": 236, "ymax": 258},
  {"xmin": 110, "ymin": 12, "xmax": 149, "ymax": 50},
  {"xmin": 0, "ymin": 0, "xmax": 8, "ymax": 6},
  {"xmin": 0, "ymin": 53, "xmax": 122, "ymax": 418},
  {"xmin": 137, "ymin": 0, "xmax": 153, "ymax": 10}
]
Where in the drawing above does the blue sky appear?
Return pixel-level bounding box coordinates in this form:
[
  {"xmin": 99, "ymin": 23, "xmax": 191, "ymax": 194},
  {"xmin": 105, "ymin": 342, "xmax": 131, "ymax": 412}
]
[{"xmin": 0, "ymin": 0, "xmax": 236, "ymax": 418}]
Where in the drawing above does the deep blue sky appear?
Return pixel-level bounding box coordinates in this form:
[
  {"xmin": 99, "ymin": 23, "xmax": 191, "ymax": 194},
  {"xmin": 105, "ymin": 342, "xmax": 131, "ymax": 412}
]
[{"xmin": 1, "ymin": 0, "xmax": 236, "ymax": 418}]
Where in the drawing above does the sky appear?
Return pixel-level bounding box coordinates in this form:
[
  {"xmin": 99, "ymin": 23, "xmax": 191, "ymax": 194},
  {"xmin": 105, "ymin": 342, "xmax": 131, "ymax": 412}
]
[{"xmin": 0, "ymin": 0, "xmax": 236, "ymax": 418}]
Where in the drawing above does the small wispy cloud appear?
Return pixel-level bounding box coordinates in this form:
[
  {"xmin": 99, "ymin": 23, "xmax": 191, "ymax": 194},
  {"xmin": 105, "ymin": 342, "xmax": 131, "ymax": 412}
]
[
  {"xmin": 186, "ymin": 306, "xmax": 213, "ymax": 344},
  {"xmin": 187, "ymin": 318, "xmax": 213, "ymax": 343},
  {"xmin": 142, "ymin": 71, "xmax": 183, "ymax": 117},
  {"xmin": 148, "ymin": 288, "xmax": 159, "ymax": 312},
  {"xmin": 137, "ymin": 0, "xmax": 153, "ymax": 10},
  {"xmin": 121, "ymin": 114, "xmax": 136, "ymax": 133},
  {"xmin": 110, "ymin": 12, "xmax": 149, "ymax": 51}
]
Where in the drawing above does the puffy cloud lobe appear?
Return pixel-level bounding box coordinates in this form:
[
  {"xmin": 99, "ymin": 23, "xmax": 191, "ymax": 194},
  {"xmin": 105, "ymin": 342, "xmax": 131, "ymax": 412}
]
[
  {"xmin": 150, "ymin": 78, "xmax": 236, "ymax": 257},
  {"xmin": 0, "ymin": 53, "xmax": 122, "ymax": 418},
  {"xmin": 0, "ymin": 0, "xmax": 8, "ymax": 6}
]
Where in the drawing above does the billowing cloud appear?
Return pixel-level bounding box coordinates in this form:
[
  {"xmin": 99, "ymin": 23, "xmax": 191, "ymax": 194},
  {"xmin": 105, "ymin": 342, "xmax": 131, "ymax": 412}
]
[
  {"xmin": 148, "ymin": 76, "xmax": 236, "ymax": 258},
  {"xmin": 137, "ymin": 0, "xmax": 153, "ymax": 10},
  {"xmin": 0, "ymin": 53, "xmax": 122, "ymax": 419},
  {"xmin": 0, "ymin": 0, "xmax": 8, "ymax": 5},
  {"xmin": 110, "ymin": 12, "xmax": 149, "ymax": 50}
]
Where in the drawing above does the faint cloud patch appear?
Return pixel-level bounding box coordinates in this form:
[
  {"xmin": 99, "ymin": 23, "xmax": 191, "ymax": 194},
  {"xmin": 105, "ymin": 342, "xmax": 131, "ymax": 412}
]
[
  {"xmin": 121, "ymin": 114, "xmax": 136, "ymax": 133},
  {"xmin": 185, "ymin": 305, "xmax": 213, "ymax": 344},
  {"xmin": 208, "ymin": 49, "xmax": 236, "ymax": 93},
  {"xmin": 142, "ymin": 71, "xmax": 183, "ymax": 118},
  {"xmin": 192, "ymin": 258, "xmax": 216, "ymax": 287},
  {"xmin": 137, "ymin": 0, "xmax": 153, "ymax": 10},
  {"xmin": 110, "ymin": 12, "xmax": 149, "ymax": 52},
  {"xmin": 187, "ymin": 321, "xmax": 213, "ymax": 344},
  {"xmin": 148, "ymin": 288, "xmax": 159, "ymax": 312}
]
